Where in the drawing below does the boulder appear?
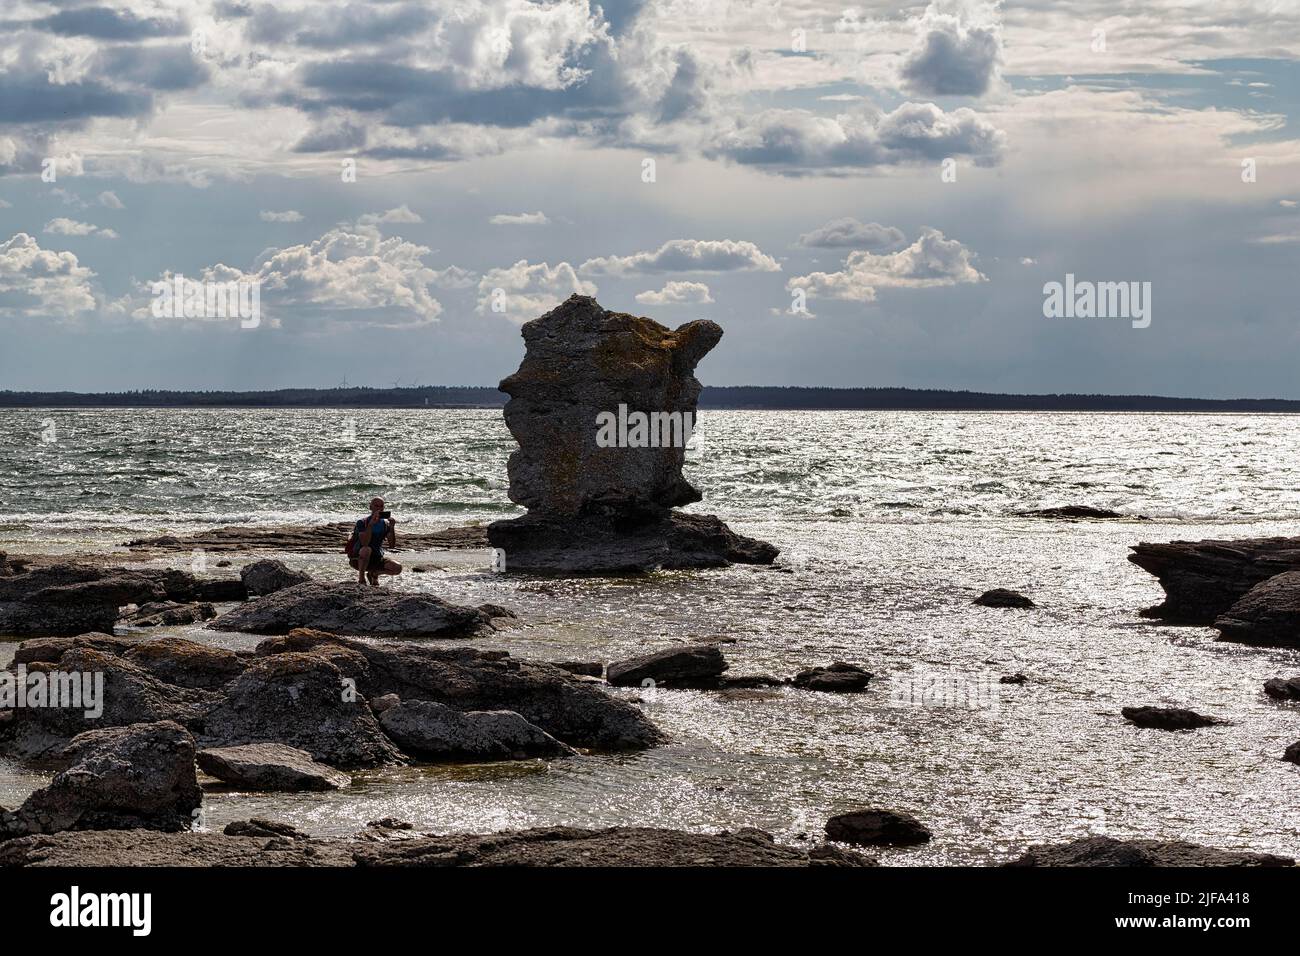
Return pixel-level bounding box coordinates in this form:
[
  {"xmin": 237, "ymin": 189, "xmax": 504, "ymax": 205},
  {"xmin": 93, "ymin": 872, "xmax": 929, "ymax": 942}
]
[
  {"xmin": 1007, "ymin": 836, "xmax": 1294, "ymax": 867},
  {"xmin": 120, "ymin": 601, "xmax": 217, "ymax": 627},
  {"xmin": 792, "ymin": 662, "xmax": 872, "ymax": 693},
  {"xmin": 253, "ymin": 629, "xmax": 665, "ymax": 751},
  {"xmin": 606, "ymin": 645, "xmax": 727, "ymax": 688},
  {"xmin": 974, "ymin": 588, "xmax": 1035, "ymax": 609},
  {"xmin": 200, "ymin": 652, "xmax": 405, "ymax": 768},
  {"xmin": 1000, "ymin": 673, "xmax": 1029, "ymax": 685},
  {"xmin": 240, "ymin": 559, "xmax": 312, "ymax": 597},
  {"xmin": 1121, "ymin": 706, "xmax": 1222, "ymax": 730},
  {"xmin": 1284, "ymin": 741, "xmax": 1300, "ymax": 764},
  {"xmin": 353, "ymin": 826, "xmax": 874, "ymax": 867},
  {"xmin": 1214, "ymin": 571, "xmax": 1300, "ymax": 648},
  {"xmin": 0, "ymin": 721, "xmax": 201, "ymax": 839},
  {"xmin": 486, "ymin": 295, "xmax": 777, "ymax": 572},
  {"xmin": 1128, "ymin": 535, "xmax": 1300, "ymax": 623},
  {"xmin": 378, "ymin": 700, "xmax": 574, "ymax": 761},
  {"xmin": 123, "ymin": 637, "xmax": 246, "ymax": 690},
  {"xmin": 825, "ymin": 809, "xmax": 931, "ymax": 847},
  {"xmin": 11, "ymin": 633, "xmax": 135, "ymax": 665},
  {"xmin": 197, "ymin": 743, "xmax": 350, "ymax": 791},
  {"xmin": 1263, "ymin": 676, "xmax": 1300, "ymax": 701},
  {"xmin": 209, "ymin": 581, "xmax": 495, "ymax": 639}
]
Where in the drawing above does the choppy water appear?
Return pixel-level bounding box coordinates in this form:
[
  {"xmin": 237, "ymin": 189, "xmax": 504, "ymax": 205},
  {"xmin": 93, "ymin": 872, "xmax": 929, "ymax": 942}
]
[{"xmin": 1, "ymin": 408, "xmax": 1298, "ymax": 864}]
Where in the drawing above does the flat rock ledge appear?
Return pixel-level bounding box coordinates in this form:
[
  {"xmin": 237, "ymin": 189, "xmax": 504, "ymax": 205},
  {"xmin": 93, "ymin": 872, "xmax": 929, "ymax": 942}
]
[
  {"xmin": 0, "ymin": 825, "xmax": 875, "ymax": 867},
  {"xmin": 124, "ymin": 523, "xmax": 489, "ymax": 554},
  {"xmin": 1006, "ymin": 836, "xmax": 1294, "ymax": 867},
  {"xmin": 197, "ymin": 743, "xmax": 351, "ymax": 792},
  {"xmin": 1121, "ymin": 706, "xmax": 1223, "ymax": 730},
  {"xmin": 1128, "ymin": 535, "xmax": 1300, "ymax": 625},
  {"xmin": 1214, "ymin": 569, "xmax": 1300, "ymax": 648}
]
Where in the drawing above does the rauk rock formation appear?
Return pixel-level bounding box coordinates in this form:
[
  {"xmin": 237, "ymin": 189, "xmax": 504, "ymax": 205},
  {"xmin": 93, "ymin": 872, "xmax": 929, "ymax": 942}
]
[{"xmin": 487, "ymin": 295, "xmax": 778, "ymax": 572}]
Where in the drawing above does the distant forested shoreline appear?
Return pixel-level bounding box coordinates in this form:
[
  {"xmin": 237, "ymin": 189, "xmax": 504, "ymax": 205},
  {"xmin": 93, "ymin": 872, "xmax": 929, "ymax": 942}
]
[{"xmin": 1, "ymin": 385, "xmax": 1298, "ymax": 413}]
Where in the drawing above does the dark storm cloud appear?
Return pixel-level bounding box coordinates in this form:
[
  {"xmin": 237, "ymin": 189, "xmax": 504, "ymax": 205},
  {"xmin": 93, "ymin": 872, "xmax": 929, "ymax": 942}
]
[{"xmin": 900, "ymin": 16, "xmax": 1001, "ymax": 96}]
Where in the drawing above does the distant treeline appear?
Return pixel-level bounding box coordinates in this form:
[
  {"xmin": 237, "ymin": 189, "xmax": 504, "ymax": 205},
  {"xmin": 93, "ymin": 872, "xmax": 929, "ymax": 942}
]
[{"xmin": 1, "ymin": 385, "xmax": 1298, "ymax": 413}]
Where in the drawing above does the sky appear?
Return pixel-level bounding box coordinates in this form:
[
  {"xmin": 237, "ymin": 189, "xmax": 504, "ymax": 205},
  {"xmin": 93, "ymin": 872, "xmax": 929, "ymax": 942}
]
[{"xmin": 0, "ymin": 0, "xmax": 1298, "ymax": 396}]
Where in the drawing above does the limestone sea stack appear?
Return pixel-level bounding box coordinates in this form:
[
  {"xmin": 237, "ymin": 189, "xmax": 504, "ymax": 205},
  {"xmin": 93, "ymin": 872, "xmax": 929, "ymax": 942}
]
[{"xmin": 487, "ymin": 295, "xmax": 778, "ymax": 572}]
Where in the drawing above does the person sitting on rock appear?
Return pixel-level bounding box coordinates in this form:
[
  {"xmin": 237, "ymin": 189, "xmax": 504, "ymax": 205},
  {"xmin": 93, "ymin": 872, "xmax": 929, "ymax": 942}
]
[{"xmin": 350, "ymin": 497, "xmax": 401, "ymax": 586}]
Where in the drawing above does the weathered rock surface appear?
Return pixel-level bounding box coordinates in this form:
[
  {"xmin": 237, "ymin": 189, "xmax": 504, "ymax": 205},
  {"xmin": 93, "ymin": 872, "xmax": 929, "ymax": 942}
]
[
  {"xmin": 486, "ymin": 295, "xmax": 777, "ymax": 572},
  {"xmin": 1283, "ymin": 741, "xmax": 1300, "ymax": 764},
  {"xmin": 122, "ymin": 637, "xmax": 245, "ymax": 690},
  {"xmin": 1263, "ymin": 675, "xmax": 1300, "ymax": 700},
  {"xmin": 378, "ymin": 700, "xmax": 574, "ymax": 761},
  {"xmin": 209, "ymin": 581, "xmax": 496, "ymax": 639},
  {"xmin": 120, "ymin": 601, "xmax": 216, "ymax": 627},
  {"xmin": 1128, "ymin": 536, "xmax": 1300, "ymax": 623},
  {"xmin": 197, "ymin": 743, "xmax": 350, "ymax": 791},
  {"xmin": 200, "ymin": 652, "xmax": 404, "ymax": 768},
  {"xmin": 353, "ymin": 826, "xmax": 874, "ymax": 867},
  {"xmin": 0, "ymin": 721, "xmax": 201, "ymax": 839},
  {"xmin": 125, "ymin": 522, "xmax": 488, "ymax": 554},
  {"xmin": 1007, "ymin": 836, "xmax": 1294, "ymax": 867},
  {"xmin": 792, "ymin": 662, "xmax": 872, "ymax": 693},
  {"xmin": 1214, "ymin": 570, "xmax": 1300, "ymax": 647},
  {"xmin": 1121, "ymin": 706, "xmax": 1222, "ymax": 730},
  {"xmin": 974, "ymin": 588, "xmax": 1035, "ymax": 609},
  {"xmin": 255, "ymin": 629, "xmax": 665, "ymax": 751},
  {"xmin": 606, "ymin": 645, "xmax": 727, "ymax": 688},
  {"xmin": 825, "ymin": 809, "xmax": 932, "ymax": 847},
  {"xmin": 240, "ymin": 559, "xmax": 312, "ymax": 597},
  {"xmin": 11, "ymin": 633, "xmax": 135, "ymax": 665},
  {"xmin": 0, "ymin": 827, "xmax": 356, "ymax": 866}
]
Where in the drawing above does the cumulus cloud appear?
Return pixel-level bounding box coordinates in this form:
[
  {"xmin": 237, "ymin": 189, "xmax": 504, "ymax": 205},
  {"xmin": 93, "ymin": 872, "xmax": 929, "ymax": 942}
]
[
  {"xmin": 797, "ymin": 218, "xmax": 906, "ymax": 251},
  {"xmin": 98, "ymin": 191, "xmax": 124, "ymax": 210},
  {"xmin": 476, "ymin": 260, "xmax": 596, "ymax": 322},
  {"xmin": 431, "ymin": 265, "xmax": 477, "ymax": 289},
  {"xmin": 489, "ymin": 211, "xmax": 550, "ymax": 225},
  {"xmin": 635, "ymin": 280, "xmax": 714, "ymax": 305},
  {"xmin": 581, "ymin": 239, "xmax": 779, "ymax": 275},
  {"xmin": 357, "ymin": 205, "xmax": 422, "ymax": 226},
  {"xmin": 706, "ymin": 102, "xmax": 1005, "ymax": 174},
  {"xmin": 900, "ymin": 1, "xmax": 1003, "ymax": 97},
  {"xmin": 787, "ymin": 227, "xmax": 985, "ymax": 303},
  {"xmin": 43, "ymin": 218, "xmax": 118, "ymax": 240},
  {"xmin": 260, "ymin": 210, "xmax": 304, "ymax": 222},
  {"xmin": 0, "ymin": 232, "xmax": 98, "ymax": 317}
]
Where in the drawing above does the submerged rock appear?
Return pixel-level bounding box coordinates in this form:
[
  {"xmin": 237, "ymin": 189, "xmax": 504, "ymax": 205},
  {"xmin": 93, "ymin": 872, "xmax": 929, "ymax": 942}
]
[
  {"xmin": 1283, "ymin": 741, "xmax": 1300, "ymax": 764},
  {"xmin": 606, "ymin": 645, "xmax": 727, "ymax": 688},
  {"xmin": 1264, "ymin": 676, "xmax": 1300, "ymax": 700},
  {"xmin": 824, "ymin": 809, "xmax": 932, "ymax": 847},
  {"xmin": 1121, "ymin": 706, "xmax": 1222, "ymax": 730},
  {"xmin": 1214, "ymin": 570, "xmax": 1300, "ymax": 648},
  {"xmin": 209, "ymin": 581, "xmax": 496, "ymax": 639},
  {"xmin": 792, "ymin": 662, "xmax": 872, "ymax": 693},
  {"xmin": 1007, "ymin": 836, "xmax": 1294, "ymax": 867},
  {"xmin": 378, "ymin": 700, "xmax": 574, "ymax": 761},
  {"xmin": 240, "ymin": 559, "xmax": 312, "ymax": 597},
  {"xmin": 0, "ymin": 721, "xmax": 201, "ymax": 839},
  {"xmin": 1128, "ymin": 535, "xmax": 1300, "ymax": 624},
  {"xmin": 974, "ymin": 588, "xmax": 1035, "ymax": 609},
  {"xmin": 197, "ymin": 743, "xmax": 351, "ymax": 791},
  {"xmin": 486, "ymin": 295, "xmax": 777, "ymax": 572},
  {"xmin": 1017, "ymin": 505, "xmax": 1130, "ymax": 520}
]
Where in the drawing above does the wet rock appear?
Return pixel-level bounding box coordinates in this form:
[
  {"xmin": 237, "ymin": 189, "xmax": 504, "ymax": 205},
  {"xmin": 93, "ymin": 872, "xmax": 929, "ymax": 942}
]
[
  {"xmin": 223, "ymin": 818, "xmax": 305, "ymax": 839},
  {"xmin": 1121, "ymin": 706, "xmax": 1223, "ymax": 730},
  {"xmin": 1128, "ymin": 535, "xmax": 1300, "ymax": 623},
  {"xmin": 11, "ymin": 633, "xmax": 135, "ymax": 665},
  {"xmin": 486, "ymin": 295, "xmax": 777, "ymax": 572},
  {"xmin": 1264, "ymin": 676, "xmax": 1300, "ymax": 700},
  {"xmin": 1214, "ymin": 570, "xmax": 1300, "ymax": 648},
  {"xmin": 378, "ymin": 700, "xmax": 574, "ymax": 761},
  {"xmin": 1283, "ymin": 741, "xmax": 1300, "ymax": 764},
  {"xmin": 716, "ymin": 673, "xmax": 785, "ymax": 689},
  {"xmin": 120, "ymin": 601, "xmax": 217, "ymax": 627},
  {"xmin": 606, "ymin": 645, "xmax": 726, "ymax": 688},
  {"xmin": 353, "ymin": 826, "xmax": 875, "ymax": 867},
  {"xmin": 974, "ymin": 588, "xmax": 1035, "ymax": 609},
  {"xmin": 122, "ymin": 637, "xmax": 246, "ymax": 690},
  {"xmin": 200, "ymin": 652, "xmax": 404, "ymax": 768},
  {"xmin": 0, "ymin": 721, "xmax": 201, "ymax": 839},
  {"xmin": 792, "ymin": 662, "xmax": 872, "ymax": 693},
  {"xmin": 0, "ymin": 647, "xmax": 217, "ymax": 760},
  {"xmin": 197, "ymin": 743, "xmax": 350, "ymax": 791},
  {"xmin": 554, "ymin": 661, "xmax": 604, "ymax": 678},
  {"xmin": 209, "ymin": 581, "xmax": 495, "ymax": 639},
  {"xmin": 825, "ymin": 809, "xmax": 931, "ymax": 847},
  {"xmin": 1017, "ymin": 505, "xmax": 1129, "ymax": 520},
  {"xmin": 1000, "ymin": 673, "xmax": 1029, "ymax": 685},
  {"xmin": 1006, "ymin": 836, "xmax": 1294, "ymax": 867},
  {"xmin": 254, "ymin": 629, "xmax": 665, "ymax": 751},
  {"xmin": 0, "ymin": 828, "xmax": 356, "ymax": 866},
  {"xmin": 0, "ymin": 600, "xmax": 118, "ymax": 638},
  {"xmin": 240, "ymin": 559, "xmax": 312, "ymax": 597}
]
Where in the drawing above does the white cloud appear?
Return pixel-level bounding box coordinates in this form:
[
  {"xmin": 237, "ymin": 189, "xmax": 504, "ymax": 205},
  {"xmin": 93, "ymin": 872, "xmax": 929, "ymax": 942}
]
[
  {"xmin": 797, "ymin": 218, "xmax": 907, "ymax": 251},
  {"xmin": 0, "ymin": 232, "xmax": 98, "ymax": 318},
  {"xmin": 489, "ymin": 211, "xmax": 550, "ymax": 225},
  {"xmin": 635, "ymin": 280, "xmax": 714, "ymax": 305},
  {"xmin": 260, "ymin": 210, "xmax": 304, "ymax": 222},
  {"xmin": 581, "ymin": 239, "xmax": 780, "ymax": 275},
  {"xmin": 476, "ymin": 260, "xmax": 596, "ymax": 322},
  {"xmin": 1280, "ymin": 200, "xmax": 1298, "ymax": 209},
  {"xmin": 98, "ymin": 191, "xmax": 124, "ymax": 210},
  {"xmin": 787, "ymin": 227, "xmax": 985, "ymax": 303},
  {"xmin": 358, "ymin": 205, "xmax": 422, "ymax": 226},
  {"xmin": 43, "ymin": 218, "xmax": 118, "ymax": 239}
]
